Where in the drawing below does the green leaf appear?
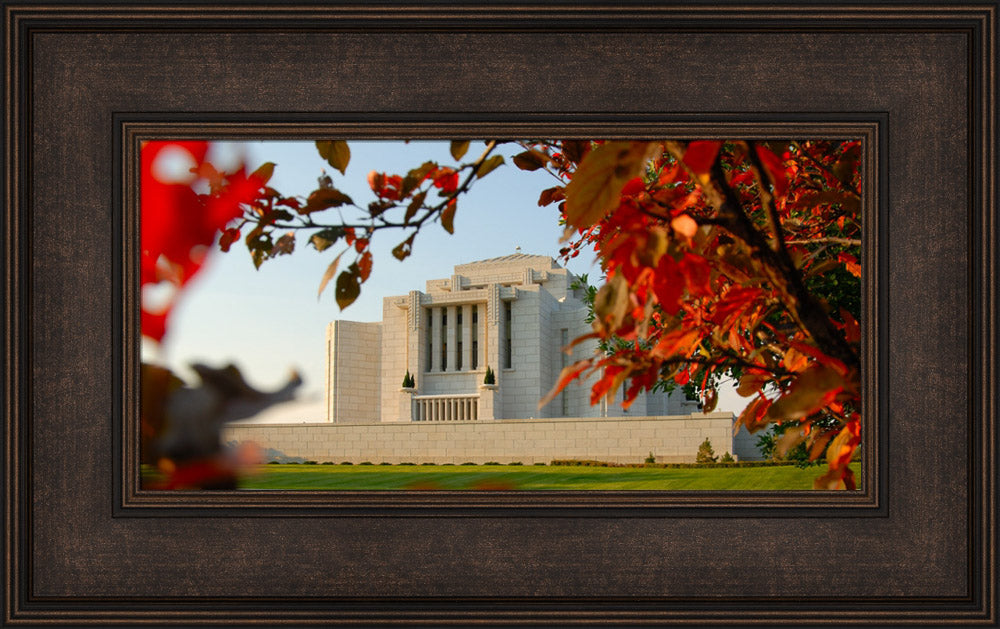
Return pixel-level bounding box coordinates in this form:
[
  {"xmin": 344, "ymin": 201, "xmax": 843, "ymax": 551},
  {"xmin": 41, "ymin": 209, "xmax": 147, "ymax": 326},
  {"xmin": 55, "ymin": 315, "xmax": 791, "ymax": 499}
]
[
  {"xmin": 315, "ymin": 140, "xmax": 351, "ymax": 175},
  {"xmin": 251, "ymin": 162, "xmax": 275, "ymax": 185},
  {"xmin": 309, "ymin": 227, "xmax": 343, "ymax": 252},
  {"xmin": 317, "ymin": 250, "xmax": 345, "ymax": 298},
  {"xmin": 335, "ymin": 265, "xmax": 362, "ymax": 310},
  {"xmin": 450, "ymin": 140, "xmax": 470, "ymax": 161},
  {"xmin": 476, "ymin": 155, "xmax": 505, "ymax": 178}
]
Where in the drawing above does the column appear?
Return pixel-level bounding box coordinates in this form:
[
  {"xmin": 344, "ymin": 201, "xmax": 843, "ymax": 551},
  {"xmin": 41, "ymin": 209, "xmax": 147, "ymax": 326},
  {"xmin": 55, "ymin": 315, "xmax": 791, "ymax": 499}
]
[
  {"xmin": 431, "ymin": 307, "xmax": 442, "ymax": 372},
  {"xmin": 479, "ymin": 303, "xmax": 487, "ymax": 371},
  {"xmin": 446, "ymin": 305, "xmax": 457, "ymax": 372},
  {"xmin": 461, "ymin": 304, "xmax": 472, "ymax": 372}
]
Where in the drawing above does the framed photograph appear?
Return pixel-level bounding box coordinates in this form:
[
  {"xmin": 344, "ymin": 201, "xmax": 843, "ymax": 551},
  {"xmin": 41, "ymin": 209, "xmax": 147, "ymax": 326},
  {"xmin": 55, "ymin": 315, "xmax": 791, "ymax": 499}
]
[{"xmin": 4, "ymin": 3, "xmax": 995, "ymax": 625}]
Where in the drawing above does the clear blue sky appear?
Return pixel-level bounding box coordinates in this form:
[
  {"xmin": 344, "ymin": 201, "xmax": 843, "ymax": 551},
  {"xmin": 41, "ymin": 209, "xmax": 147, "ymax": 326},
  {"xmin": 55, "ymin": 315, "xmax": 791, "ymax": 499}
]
[{"xmin": 143, "ymin": 140, "xmax": 746, "ymax": 417}]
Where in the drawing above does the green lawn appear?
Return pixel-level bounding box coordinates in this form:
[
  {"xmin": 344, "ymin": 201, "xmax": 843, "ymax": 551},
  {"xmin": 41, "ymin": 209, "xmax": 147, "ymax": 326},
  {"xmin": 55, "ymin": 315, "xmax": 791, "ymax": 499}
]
[{"xmin": 237, "ymin": 462, "xmax": 863, "ymax": 491}]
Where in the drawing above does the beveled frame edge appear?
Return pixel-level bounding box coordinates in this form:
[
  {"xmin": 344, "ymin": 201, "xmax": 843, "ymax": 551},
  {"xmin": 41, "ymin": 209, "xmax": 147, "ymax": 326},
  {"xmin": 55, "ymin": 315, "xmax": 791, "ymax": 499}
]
[
  {"xmin": 3, "ymin": 2, "xmax": 994, "ymax": 626},
  {"xmin": 116, "ymin": 117, "xmax": 882, "ymax": 517}
]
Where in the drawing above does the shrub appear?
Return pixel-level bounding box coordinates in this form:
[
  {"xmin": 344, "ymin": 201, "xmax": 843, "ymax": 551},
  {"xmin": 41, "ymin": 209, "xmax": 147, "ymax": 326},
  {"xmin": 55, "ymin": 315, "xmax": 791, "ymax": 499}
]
[
  {"xmin": 696, "ymin": 438, "xmax": 717, "ymax": 464},
  {"xmin": 644, "ymin": 451, "xmax": 656, "ymax": 465},
  {"xmin": 399, "ymin": 462, "xmax": 415, "ymax": 465},
  {"xmin": 402, "ymin": 370, "xmax": 415, "ymax": 388},
  {"xmin": 534, "ymin": 462, "xmax": 546, "ymax": 466},
  {"xmin": 484, "ymin": 461, "xmax": 500, "ymax": 466},
  {"xmin": 303, "ymin": 460, "xmax": 318, "ymax": 465},
  {"xmin": 267, "ymin": 460, "xmax": 280, "ymax": 465},
  {"xmin": 339, "ymin": 461, "xmax": 353, "ymax": 465},
  {"xmin": 321, "ymin": 461, "xmax": 334, "ymax": 465},
  {"xmin": 483, "ymin": 366, "xmax": 496, "ymax": 385},
  {"xmin": 359, "ymin": 461, "xmax": 373, "ymax": 465},
  {"xmin": 379, "ymin": 462, "xmax": 392, "ymax": 465},
  {"xmin": 508, "ymin": 461, "xmax": 522, "ymax": 465},
  {"xmin": 460, "ymin": 462, "xmax": 477, "ymax": 466},
  {"xmin": 421, "ymin": 462, "xmax": 435, "ymax": 465},
  {"xmin": 720, "ymin": 452, "xmax": 735, "ymax": 463}
]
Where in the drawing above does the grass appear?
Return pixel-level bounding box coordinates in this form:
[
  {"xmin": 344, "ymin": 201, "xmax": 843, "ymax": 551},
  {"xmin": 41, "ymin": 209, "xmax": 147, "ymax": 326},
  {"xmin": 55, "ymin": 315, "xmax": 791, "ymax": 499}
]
[{"xmin": 236, "ymin": 462, "xmax": 863, "ymax": 491}]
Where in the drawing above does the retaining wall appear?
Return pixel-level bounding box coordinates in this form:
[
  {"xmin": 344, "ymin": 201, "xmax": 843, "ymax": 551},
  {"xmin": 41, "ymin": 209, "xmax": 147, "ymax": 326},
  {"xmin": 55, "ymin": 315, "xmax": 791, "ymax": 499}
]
[{"xmin": 222, "ymin": 412, "xmax": 760, "ymax": 464}]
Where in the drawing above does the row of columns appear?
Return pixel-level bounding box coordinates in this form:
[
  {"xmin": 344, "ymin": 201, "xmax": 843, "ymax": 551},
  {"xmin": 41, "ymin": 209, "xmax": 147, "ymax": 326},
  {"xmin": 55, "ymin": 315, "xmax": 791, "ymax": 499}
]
[
  {"xmin": 429, "ymin": 304, "xmax": 483, "ymax": 372},
  {"xmin": 414, "ymin": 396, "xmax": 479, "ymax": 421}
]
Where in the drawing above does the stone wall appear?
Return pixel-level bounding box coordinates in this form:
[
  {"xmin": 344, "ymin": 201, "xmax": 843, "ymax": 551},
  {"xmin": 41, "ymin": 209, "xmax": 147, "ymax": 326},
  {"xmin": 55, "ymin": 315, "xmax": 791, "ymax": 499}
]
[
  {"xmin": 326, "ymin": 320, "xmax": 382, "ymax": 423},
  {"xmin": 222, "ymin": 412, "xmax": 760, "ymax": 464}
]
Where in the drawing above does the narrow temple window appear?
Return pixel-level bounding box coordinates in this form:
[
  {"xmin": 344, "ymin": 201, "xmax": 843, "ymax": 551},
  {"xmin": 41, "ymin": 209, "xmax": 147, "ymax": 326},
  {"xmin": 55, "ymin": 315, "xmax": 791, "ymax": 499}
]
[
  {"xmin": 441, "ymin": 307, "xmax": 448, "ymax": 371},
  {"xmin": 471, "ymin": 305, "xmax": 479, "ymax": 370},
  {"xmin": 504, "ymin": 301, "xmax": 512, "ymax": 369},
  {"xmin": 456, "ymin": 309, "xmax": 463, "ymax": 371},
  {"xmin": 426, "ymin": 308, "xmax": 433, "ymax": 372}
]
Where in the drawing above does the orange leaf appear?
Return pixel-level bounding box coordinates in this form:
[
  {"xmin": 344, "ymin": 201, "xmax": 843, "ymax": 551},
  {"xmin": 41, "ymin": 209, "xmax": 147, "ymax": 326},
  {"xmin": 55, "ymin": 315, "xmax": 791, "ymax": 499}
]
[
  {"xmin": 670, "ymin": 214, "xmax": 698, "ymax": 241},
  {"xmin": 564, "ymin": 141, "xmax": 657, "ymax": 230},
  {"xmin": 765, "ymin": 364, "xmax": 845, "ymax": 423},
  {"xmin": 539, "ymin": 360, "xmax": 592, "ymax": 409}
]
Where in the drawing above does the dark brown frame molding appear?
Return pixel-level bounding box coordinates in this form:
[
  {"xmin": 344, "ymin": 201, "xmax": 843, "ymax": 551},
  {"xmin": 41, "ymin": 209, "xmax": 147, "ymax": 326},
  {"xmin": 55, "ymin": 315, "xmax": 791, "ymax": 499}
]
[{"xmin": 4, "ymin": 2, "xmax": 995, "ymax": 625}]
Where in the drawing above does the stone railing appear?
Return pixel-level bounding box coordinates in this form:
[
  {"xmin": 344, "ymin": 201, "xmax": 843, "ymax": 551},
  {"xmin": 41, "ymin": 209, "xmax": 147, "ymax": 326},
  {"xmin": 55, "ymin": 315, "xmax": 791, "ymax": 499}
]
[{"xmin": 413, "ymin": 394, "xmax": 479, "ymax": 422}]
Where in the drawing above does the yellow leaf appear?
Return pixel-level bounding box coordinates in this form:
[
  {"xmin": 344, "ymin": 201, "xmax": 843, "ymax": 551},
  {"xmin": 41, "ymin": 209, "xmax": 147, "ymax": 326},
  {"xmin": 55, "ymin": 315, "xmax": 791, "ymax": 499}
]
[
  {"xmin": 592, "ymin": 272, "xmax": 630, "ymax": 332},
  {"xmin": 450, "ymin": 140, "xmax": 470, "ymax": 161},
  {"xmin": 564, "ymin": 141, "xmax": 657, "ymax": 229},
  {"xmin": 775, "ymin": 427, "xmax": 807, "ymax": 457},
  {"xmin": 476, "ymin": 155, "xmax": 505, "ymax": 178},
  {"xmin": 317, "ymin": 250, "xmax": 345, "ymax": 298},
  {"xmin": 316, "ymin": 140, "xmax": 351, "ymax": 175},
  {"xmin": 441, "ymin": 200, "xmax": 457, "ymax": 234},
  {"xmin": 250, "ymin": 162, "xmax": 275, "ymax": 185}
]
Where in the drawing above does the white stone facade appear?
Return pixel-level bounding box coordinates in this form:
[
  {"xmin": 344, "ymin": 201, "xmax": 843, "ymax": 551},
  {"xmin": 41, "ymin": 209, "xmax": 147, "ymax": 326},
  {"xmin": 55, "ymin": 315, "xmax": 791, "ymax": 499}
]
[{"xmin": 326, "ymin": 254, "xmax": 696, "ymax": 424}]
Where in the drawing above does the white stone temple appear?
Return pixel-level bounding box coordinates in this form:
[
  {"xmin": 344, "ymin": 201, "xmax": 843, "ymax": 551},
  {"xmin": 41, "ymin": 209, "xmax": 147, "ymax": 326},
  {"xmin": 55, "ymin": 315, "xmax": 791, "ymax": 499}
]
[
  {"xmin": 222, "ymin": 253, "xmax": 765, "ymax": 464},
  {"xmin": 325, "ymin": 253, "xmax": 697, "ymax": 424}
]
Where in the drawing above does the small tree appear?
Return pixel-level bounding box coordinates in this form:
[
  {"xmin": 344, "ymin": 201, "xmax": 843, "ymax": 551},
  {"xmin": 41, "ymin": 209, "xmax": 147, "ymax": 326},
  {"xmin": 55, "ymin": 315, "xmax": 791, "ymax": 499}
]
[
  {"xmin": 720, "ymin": 452, "xmax": 735, "ymax": 463},
  {"xmin": 483, "ymin": 366, "xmax": 496, "ymax": 385},
  {"xmin": 402, "ymin": 370, "xmax": 415, "ymax": 388},
  {"xmin": 696, "ymin": 438, "xmax": 717, "ymax": 464}
]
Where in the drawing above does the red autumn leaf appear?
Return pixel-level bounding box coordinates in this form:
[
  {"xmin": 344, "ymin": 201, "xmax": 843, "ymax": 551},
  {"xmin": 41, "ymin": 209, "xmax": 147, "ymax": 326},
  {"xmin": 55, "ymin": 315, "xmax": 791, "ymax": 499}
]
[
  {"xmin": 754, "ymin": 145, "xmax": 788, "ymax": 197},
  {"xmin": 620, "ymin": 176, "xmax": 645, "ymax": 197},
  {"xmin": 678, "ymin": 253, "xmax": 712, "ymax": 297},
  {"xmin": 682, "ymin": 141, "xmax": 722, "ymax": 175},
  {"xmin": 432, "ymin": 168, "xmax": 460, "ymax": 194},
  {"xmin": 358, "ymin": 250, "xmax": 373, "ymax": 281},
  {"xmin": 219, "ymin": 228, "xmax": 241, "ymax": 252}
]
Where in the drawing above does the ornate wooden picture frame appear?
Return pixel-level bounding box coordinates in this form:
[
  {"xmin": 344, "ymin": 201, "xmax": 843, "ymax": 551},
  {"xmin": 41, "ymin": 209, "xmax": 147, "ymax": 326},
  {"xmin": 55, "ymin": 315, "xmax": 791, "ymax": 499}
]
[{"xmin": 4, "ymin": 3, "xmax": 995, "ymax": 625}]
